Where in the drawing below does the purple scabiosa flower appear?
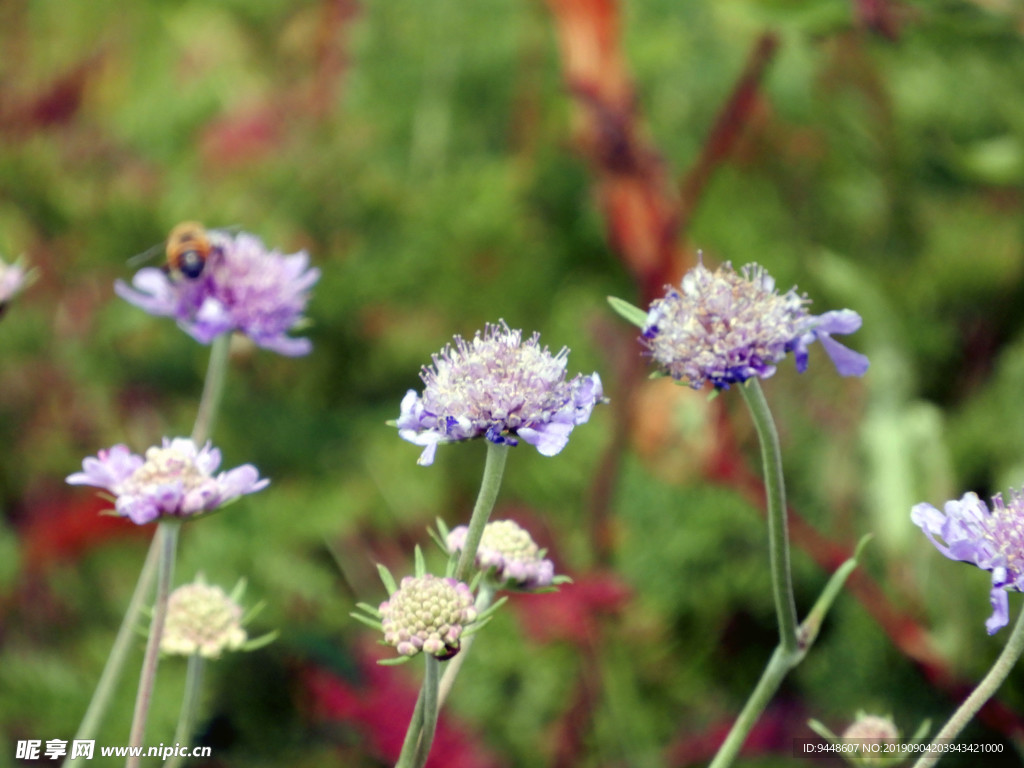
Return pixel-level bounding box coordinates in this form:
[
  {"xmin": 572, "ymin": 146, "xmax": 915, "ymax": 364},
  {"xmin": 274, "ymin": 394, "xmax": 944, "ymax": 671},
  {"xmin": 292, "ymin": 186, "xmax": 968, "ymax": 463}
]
[
  {"xmin": 66, "ymin": 437, "xmax": 269, "ymax": 525},
  {"xmin": 378, "ymin": 574, "xmax": 477, "ymax": 659},
  {"xmin": 397, "ymin": 320, "xmax": 605, "ymax": 466},
  {"xmin": 0, "ymin": 256, "xmax": 33, "ymax": 316},
  {"xmin": 115, "ymin": 230, "xmax": 319, "ymax": 356},
  {"xmin": 447, "ymin": 519, "xmax": 555, "ymax": 589},
  {"xmin": 911, "ymin": 490, "xmax": 1024, "ymax": 634},
  {"xmin": 641, "ymin": 260, "xmax": 869, "ymax": 389}
]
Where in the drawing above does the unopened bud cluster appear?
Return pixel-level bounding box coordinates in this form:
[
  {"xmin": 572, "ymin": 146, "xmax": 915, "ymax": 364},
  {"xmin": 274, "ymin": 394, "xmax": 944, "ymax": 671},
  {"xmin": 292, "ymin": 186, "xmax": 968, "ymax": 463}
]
[
  {"xmin": 379, "ymin": 574, "xmax": 477, "ymax": 658},
  {"xmin": 448, "ymin": 519, "xmax": 555, "ymax": 589},
  {"xmin": 160, "ymin": 581, "xmax": 247, "ymax": 659}
]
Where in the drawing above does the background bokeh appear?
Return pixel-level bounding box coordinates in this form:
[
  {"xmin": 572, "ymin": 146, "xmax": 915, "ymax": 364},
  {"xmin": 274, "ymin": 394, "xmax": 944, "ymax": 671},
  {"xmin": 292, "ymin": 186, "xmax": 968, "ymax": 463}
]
[{"xmin": 3, "ymin": 0, "xmax": 1024, "ymax": 765}]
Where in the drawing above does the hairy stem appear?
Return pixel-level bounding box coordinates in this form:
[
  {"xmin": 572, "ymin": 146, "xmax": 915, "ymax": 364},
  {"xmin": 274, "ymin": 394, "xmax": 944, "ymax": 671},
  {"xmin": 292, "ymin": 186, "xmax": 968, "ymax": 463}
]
[
  {"xmin": 912, "ymin": 607, "xmax": 1024, "ymax": 768},
  {"xmin": 453, "ymin": 442, "xmax": 509, "ymax": 582},
  {"xmin": 126, "ymin": 521, "xmax": 180, "ymax": 768},
  {"xmin": 64, "ymin": 534, "xmax": 161, "ymax": 767},
  {"xmin": 739, "ymin": 380, "xmax": 798, "ymax": 652},
  {"xmin": 191, "ymin": 333, "xmax": 231, "ymax": 446}
]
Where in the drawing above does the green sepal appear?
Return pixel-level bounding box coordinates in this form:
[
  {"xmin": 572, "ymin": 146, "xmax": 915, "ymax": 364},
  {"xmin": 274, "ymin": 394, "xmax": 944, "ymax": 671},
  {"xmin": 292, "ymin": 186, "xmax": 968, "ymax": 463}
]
[
  {"xmin": 908, "ymin": 719, "xmax": 932, "ymax": 744},
  {"xmin": 376, "ymin": 563, "xmax": 399, "ymax": 596},
  {"xmin": 473, "ymin": 595, "xmax": 508, "ymax": 624},
  {"xmin": 349, "ymin": 611, "xmax": 384, "ymax": 631},
  {"xmin": 353, "ymin": 601, "xmax": 382, "ymax": 618},
  {"xmin": 377, "ymin": 655, "xmax": 414, "ymax": 666},
  {"xmin": 806, "ymin": 719, "xmax": 838, "ymax": 743},
  {"xmin": 607, "ymin": 296, "xmax": 648, "ymax": 328},
  {"xmin": 462, "ymin": 616, "xmax": 494, "ymax": 639},
  {"xmin": 414, "ymin": 545, "xmax": 427, "ymax": 578},
  {"xmin": 798, "ymin": 534, "xmax": 872, "ymax": 647},
  {"xmin": 240, "ymin": 600, "xmax": 267, "ymax": 626},
  {"xmin": 241, "ymin": 630, "xmax": 279, "ymax": 652}
]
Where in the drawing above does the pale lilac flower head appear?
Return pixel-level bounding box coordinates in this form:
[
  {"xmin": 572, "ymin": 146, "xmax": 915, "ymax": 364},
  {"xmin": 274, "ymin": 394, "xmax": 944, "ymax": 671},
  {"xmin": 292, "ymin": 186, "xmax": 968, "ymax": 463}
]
[
  {"xmin": 379, "ymin": 574, "xmax": 477, "ymax": 659},
  {"xmin": 115, "ymin": 230, "xmax": 319, "ymax": 356},
  {"xmin": 912, "ymin": 490, "xmax": 1024, "ymax": 634},
  {"xmin": 447, "ymin": 519, "xmax": 555, "ymax": 589},
  {"xmin": 642, "ymin": 260, "xmax": 869, "ymax": 389},
  {"xmin": 66, "ymin": 437, "xmax": 269, "ymax": 525},
  {"xmin": 0, "ymin": 256, "xmax": 32, "ymax": 315},
  {"xmin": 397, "ymin": 320, "xmax": 605, "ymax": 465},
  {"xmin": 161, "ymin": 579, "xmax": 247, "ymax": 659},
  {"xmin": 841, "ymin": 713, "xmax": 900, "ymax": 766}
]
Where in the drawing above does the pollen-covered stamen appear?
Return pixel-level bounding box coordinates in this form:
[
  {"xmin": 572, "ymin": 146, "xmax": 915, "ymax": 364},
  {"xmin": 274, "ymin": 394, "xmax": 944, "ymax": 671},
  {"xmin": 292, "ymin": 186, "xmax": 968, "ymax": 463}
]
[
  {"xmin": 397, "ymin": 320, "xmax": 604, "ymax": 464},
  {"xmin": 990, "ymin": 492, "xmax": 1024, "ymax": 587},
  {"xmin": 420, "ymin": 326, "xmax": 573, "ymax": 437},
  {"xmin": 119, "ymin": 445, "xmax": 207, "ymax": 496}
]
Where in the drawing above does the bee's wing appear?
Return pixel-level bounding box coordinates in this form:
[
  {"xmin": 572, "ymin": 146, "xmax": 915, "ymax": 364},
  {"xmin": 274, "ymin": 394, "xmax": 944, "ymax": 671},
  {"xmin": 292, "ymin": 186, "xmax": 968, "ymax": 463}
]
[
  {"xmin": 127, "ymin": 241, "xmax": 166, "ymax": 268},
  {"xmin": 208, "ymin": 225, "xmax": 242, "ymax": 237}
]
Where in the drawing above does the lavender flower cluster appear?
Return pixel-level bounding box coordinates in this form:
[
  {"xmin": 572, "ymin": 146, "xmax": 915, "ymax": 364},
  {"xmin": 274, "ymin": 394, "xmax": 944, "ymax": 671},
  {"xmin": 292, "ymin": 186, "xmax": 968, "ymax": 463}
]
[{"xmin": 60, "ymin": 219, "xmax": 1024, "ymax": 764}]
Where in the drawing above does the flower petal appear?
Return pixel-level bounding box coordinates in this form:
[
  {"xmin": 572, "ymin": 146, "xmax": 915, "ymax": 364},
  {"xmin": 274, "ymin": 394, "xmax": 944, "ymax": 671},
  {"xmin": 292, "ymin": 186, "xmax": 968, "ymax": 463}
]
[{"xmin": 986, "ymin": 586, "xmax": 1010, "ymax": 634}]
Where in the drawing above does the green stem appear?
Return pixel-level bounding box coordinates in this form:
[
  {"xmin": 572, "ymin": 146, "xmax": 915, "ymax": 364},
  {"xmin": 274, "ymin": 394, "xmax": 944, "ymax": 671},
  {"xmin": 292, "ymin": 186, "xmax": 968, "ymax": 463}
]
[
  {"xmin": 191, "ymin": 333, "xmax": 231, "ymax": 445},
  {"xmin": 410, "ymin": 656, "xmax": 441, "ymax": 768},
  {"xmin": 395, "ymin": 443, "xmax": 508, "ymax": 768},
  {"xmin": 708, "ymin": 646, "xmax": 801, "ymax": 768},
  {"xmin": 437, "ymin": 582, "xmax": 496, "ymax": 708},
  {"xmin": 705, "ymin": 380, "xmax": 801, "ymax": 768},
  {"xmin": 738, "ymin": 380, "xmax": 798, "ymax": 653},
  {"xmin": 126, "ymin": 520, "xmax": 180, "ymax": 768},
  {"xmin": 164, "ymin": 654, "xmax": 205, "ymax": 768},
  {"xmin": 394, "ymin": 687, "xmax": 426, "ymax": 768},
  {"xmin": 454, "ymin": 442, "xmax": 509, "ymax": 582},
  {"xmin": 912, "ymin": 607, "xmax": 1024, "ymax": 768},
  {"xmin": 705, "ymin": 499, "xmax": 869, "ymax": 768},
  {"xmin": 63, "ymin": 533, "xmax": 161, "ymax": 768}
]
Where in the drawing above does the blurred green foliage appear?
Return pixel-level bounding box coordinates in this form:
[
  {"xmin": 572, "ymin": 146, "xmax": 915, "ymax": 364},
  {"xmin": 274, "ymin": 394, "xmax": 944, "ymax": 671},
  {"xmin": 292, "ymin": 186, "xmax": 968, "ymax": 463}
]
[{"xmin": 3, "ymin": 0, "xmax": 1024, "ymax": 765}]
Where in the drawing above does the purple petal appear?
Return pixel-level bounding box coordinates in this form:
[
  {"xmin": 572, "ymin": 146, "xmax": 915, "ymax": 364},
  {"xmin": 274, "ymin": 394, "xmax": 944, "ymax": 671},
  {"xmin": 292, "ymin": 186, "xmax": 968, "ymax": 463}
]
[
  {"xmin": 218, "ymin": 464, "xmax": 269, "ymax": 497},
  {"xmin": 986, "ymin": 587, "xmax": 1010, "ymax": 634},
  {"xmin": 416, "ymin": 441, "xmax": 439, "ymax": 466},
  {"xmin": 193, "ymin": 442, "xmax": 222, "ymax": 474},
  {"xmin": 446, "ymin": 526, "xmax": 469, "ymax": 553},
  {"xmin": 573, "ymin": 373, "xmax": 604, "ymax": 424},
  {"xmin": 910, "ymin": 502, "xmax": 955, "ymax": 558},
  {"xmin": 66, "ymin": 445, "xmax": 143, "ymax": 489},
  {"xmin": 397, "ymin": 390, "xmax": 425, "ymax": 431},
  {"xmin": 815, "ymin": 309, "xmax": 863, "ymax": 335},
  {"xmin": 114, "ymin": 271, "xmax": 177, "ymax": 316},
  {"xmin": 117, "ymin": 495, "xmax": 161, "ymax": 525},
  {"xmin": 817, "ymin": 334, "xmax": 870, "ymax": 377},
  {"xmin": 518, "ymin": 421, "xmax": 574, "ymax": 457}
]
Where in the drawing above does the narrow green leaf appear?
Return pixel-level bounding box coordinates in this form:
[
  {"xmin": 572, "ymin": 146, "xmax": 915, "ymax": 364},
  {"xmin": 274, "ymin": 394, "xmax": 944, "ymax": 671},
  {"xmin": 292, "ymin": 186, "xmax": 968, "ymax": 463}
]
[
  {"xmin": 354, "ymin": 602, "xmax": 381, "ymax": 617},
  {"xmin": 241, "ymin": 630, "xmax": 279, "ymax": 652},
  {"xmin": 607, "ymin": 296, "xmax": 648, "ymax": 328},
  {"xmin": 377, "ymin": 563, "xmax": 398, "ymax": 596},
  {"xmin": 474, "ymin": 595, "xmax": 508, "ymax": 623},
  {"xmin": 377, "ymin": 655, "xmax": 413, "ymax": 666},
  {"xmin": 349, "ymin": 612, "xmax": 384, "ymax": 631}
]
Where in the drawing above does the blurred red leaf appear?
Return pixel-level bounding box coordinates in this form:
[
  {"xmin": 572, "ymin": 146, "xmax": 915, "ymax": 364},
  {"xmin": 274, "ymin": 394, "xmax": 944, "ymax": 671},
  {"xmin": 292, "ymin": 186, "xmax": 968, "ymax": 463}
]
[
  {"xmin": 19, "ymin": 492, "xmax": 148, "ymax": 576},
  {"xmin": 514, "ymin": 570, "xmax": 631, "ymax": 646},
  {"xmin": 303, "ymin": 644, "xmax": 504, "ymax": 768}
]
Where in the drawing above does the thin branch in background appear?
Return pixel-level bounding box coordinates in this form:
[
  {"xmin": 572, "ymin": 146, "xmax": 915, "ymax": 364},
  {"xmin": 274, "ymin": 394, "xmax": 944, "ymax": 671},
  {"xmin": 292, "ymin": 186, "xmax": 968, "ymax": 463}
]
[
  {"xmin": 543, "ymin": 0, "xmax": 689, "ymax": 301},
  {"xmin": 677, "ymin": 32, "xmax": 779, "ymax": 236}
]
